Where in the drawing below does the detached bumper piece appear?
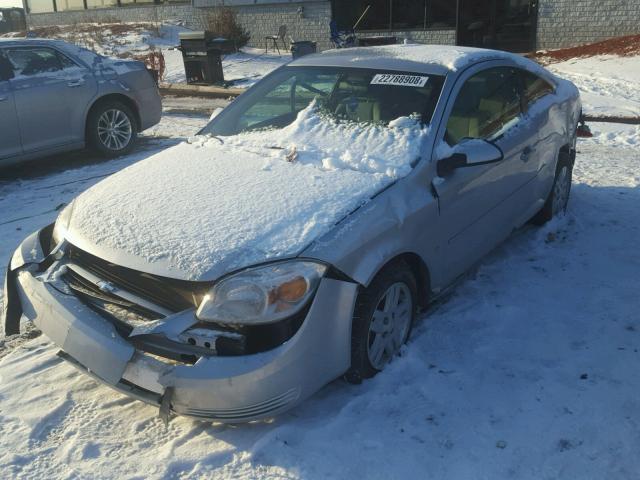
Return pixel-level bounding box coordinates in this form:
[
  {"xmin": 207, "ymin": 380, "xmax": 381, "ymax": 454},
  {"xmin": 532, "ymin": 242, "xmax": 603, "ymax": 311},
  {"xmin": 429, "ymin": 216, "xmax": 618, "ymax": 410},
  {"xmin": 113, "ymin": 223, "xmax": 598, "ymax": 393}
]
[
  {"xmin": 3, "ymin": 264, "xmax": 22, "ymax": 336},
  {"xmin": 4, "ymin": 229, "xmax": 359, "ymax": 422}
]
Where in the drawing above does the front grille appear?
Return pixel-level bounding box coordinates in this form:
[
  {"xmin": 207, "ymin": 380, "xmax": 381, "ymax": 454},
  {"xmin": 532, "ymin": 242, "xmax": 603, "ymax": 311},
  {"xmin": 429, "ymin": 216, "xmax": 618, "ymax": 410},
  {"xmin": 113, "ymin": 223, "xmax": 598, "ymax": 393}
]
[
  {"xmin": 67, "ymin": 244, "xmax": 211, "ymax": 313},
  {"xmin": 64, "ymin": 267, "xmax": 160, "ymax": 320}
]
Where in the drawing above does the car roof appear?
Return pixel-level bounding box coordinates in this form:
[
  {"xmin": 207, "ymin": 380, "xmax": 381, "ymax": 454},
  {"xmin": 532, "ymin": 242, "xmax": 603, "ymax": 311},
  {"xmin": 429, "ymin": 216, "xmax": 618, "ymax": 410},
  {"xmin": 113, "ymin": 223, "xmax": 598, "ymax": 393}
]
[
  {"xmin": 289, "ymin": 44, "xmax": 528, "ymax": 76},
  {"xmin": 0, "ymin": 38, "xmax": 70, "ymax": 48}
]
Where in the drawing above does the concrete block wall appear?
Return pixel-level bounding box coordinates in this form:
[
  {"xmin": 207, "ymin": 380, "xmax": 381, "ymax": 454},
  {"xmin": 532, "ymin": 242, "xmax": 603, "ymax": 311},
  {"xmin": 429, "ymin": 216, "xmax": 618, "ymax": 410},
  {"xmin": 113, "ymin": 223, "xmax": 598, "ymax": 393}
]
[
  {"xmin": 25, "ymin": 1, "xmax": 335, "ymax": 50},
  {"xmin": 25, "ymin": 4, "xmax": 201, "ymax": 30},
  {"xmin": 232, "ymin": 1, "xmax": 333, "ymax": 51},
  {"xmin": 537, "ymin": 0, "xmax": 640, "ymax": 49}
]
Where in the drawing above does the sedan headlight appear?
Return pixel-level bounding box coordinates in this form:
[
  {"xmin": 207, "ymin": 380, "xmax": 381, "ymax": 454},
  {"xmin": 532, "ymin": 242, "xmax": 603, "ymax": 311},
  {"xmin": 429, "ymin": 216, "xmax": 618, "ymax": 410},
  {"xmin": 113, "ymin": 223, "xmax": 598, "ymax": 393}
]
[
  {"xmin": 196, "ymin": 261, "xmax": 327, "ymax": 325},
  {"xmin": 52, "ymin": 200, "xmax": 74, "ymax": 245}
]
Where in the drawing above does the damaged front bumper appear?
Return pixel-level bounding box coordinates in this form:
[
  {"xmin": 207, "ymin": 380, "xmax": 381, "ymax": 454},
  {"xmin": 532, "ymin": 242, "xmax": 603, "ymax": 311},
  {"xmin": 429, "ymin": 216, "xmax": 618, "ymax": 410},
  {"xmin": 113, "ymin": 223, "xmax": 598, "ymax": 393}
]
[{"xmin": 3, "ymin": 227, "xmax": 358, "ymax": 422}]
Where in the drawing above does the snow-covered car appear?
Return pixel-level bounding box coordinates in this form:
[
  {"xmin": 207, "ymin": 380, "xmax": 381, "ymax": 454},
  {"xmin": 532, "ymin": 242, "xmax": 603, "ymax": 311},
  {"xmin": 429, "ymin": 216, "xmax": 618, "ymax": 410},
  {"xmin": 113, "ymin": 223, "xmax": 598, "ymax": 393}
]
[
  {"xmin": 0, "ymin": 39, "xmax": 161, "ymax": 168},
  {"xmin": 3, "ymin": 45, "xmax": 580, "ymax": 422}
]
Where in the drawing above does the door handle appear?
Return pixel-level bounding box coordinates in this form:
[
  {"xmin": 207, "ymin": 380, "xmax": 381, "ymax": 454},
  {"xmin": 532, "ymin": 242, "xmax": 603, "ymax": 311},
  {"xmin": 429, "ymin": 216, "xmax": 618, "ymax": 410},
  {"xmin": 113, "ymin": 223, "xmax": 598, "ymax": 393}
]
[
  {"xmin": 520, "ymin": 146, "xmax": 535, "ymax": 162},
  {"xmin": 67, "ymin": 79, "xmax": 85, "ymax": 88},
  {"xmin": 0, "ymin": 96, "xmax": 7, "ymax": 102}
]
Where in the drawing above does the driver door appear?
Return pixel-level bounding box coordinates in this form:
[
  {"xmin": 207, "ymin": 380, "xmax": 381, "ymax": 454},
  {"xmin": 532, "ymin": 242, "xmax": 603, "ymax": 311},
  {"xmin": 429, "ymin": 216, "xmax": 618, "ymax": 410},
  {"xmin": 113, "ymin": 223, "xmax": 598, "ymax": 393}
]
[{"xmin": 432, "ymin": 63, "xmax": 534, "ymax": 279}]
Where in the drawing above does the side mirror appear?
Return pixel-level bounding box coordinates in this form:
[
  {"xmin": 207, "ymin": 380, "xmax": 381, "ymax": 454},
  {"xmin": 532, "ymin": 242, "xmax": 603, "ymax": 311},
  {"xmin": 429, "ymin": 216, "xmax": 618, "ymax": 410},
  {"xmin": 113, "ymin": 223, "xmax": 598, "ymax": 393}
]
[{"xmin": 437, "ymin": 139, "xmax": 503, "ymax": 177}]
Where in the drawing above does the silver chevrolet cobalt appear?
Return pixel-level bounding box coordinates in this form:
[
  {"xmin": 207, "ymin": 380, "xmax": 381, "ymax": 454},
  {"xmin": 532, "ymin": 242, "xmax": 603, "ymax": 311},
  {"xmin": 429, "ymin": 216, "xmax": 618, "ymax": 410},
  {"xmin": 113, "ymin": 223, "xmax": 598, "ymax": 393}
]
[{"xmin": 3, "ymin": 45, "xmax": 581, "ymax": 422}]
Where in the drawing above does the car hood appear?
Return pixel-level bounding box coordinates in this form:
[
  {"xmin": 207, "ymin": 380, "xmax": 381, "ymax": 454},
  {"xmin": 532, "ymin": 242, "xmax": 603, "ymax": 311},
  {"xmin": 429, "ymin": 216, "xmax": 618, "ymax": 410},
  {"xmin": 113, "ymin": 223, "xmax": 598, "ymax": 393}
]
[{"xmin": 63, "ymin": 107, "xmax": 427, "ymax": 282}]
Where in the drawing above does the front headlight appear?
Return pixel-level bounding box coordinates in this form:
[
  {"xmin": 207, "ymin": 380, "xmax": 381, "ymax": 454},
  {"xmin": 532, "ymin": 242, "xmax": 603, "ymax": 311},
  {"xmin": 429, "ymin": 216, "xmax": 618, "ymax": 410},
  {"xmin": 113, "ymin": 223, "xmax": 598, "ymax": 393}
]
[
  {"xmin": 52, "ymin": 200, "xmax": 74, "ymax": 245},
  {"xmin": 196, "ymin": 261, "xmax": 327, "ymax": 325}
]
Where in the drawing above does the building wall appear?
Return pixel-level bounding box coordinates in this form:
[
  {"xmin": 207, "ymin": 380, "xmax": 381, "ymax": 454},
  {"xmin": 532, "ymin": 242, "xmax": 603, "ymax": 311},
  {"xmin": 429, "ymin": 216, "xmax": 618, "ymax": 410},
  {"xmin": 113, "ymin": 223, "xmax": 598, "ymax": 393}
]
[
  {"xmin": 25, "ymin": 0, "xmax": 640, "ymax": 53},
  {"xmin": 536, "ymin": 0, "xmax": 640, "ymax": 49},
  {"xmin": 24, "ymin": 1, "xmax": 335, "ymax": 51}
]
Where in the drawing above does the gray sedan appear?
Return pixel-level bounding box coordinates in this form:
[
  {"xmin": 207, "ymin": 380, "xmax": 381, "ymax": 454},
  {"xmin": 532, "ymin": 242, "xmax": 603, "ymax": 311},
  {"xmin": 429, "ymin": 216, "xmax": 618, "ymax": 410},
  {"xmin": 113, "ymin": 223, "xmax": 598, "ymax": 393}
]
[
  {"xmin": 3, "ymin": 45, "xmax": 580, "ymax": 422},
  {"xmin": 0, "ymin": 38, "xmax": 161, "ymax": 168}
]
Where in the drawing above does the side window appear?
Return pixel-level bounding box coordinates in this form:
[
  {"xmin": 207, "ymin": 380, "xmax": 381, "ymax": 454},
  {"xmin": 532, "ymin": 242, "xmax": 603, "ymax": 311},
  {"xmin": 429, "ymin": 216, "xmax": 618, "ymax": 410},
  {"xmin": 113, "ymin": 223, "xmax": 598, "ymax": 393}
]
[
  {"xmin": 521, "ymin": 70, "xmax": 555, "ymax": 106},
  {"xmin": 446, "ymin": 67, "xmax": 522, "ymax": 145},
  {"xmin": 6, "ymin": 47, "xmax": 75, "ymax": 77}
]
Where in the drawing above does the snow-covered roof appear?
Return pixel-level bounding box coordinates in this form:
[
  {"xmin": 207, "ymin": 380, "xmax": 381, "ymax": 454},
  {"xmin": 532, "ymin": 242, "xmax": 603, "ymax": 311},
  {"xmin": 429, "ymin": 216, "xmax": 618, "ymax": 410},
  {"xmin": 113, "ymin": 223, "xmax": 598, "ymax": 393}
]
[{"xmin": 291, "ymin": 44, "xmax": 532, "ymax": 75}]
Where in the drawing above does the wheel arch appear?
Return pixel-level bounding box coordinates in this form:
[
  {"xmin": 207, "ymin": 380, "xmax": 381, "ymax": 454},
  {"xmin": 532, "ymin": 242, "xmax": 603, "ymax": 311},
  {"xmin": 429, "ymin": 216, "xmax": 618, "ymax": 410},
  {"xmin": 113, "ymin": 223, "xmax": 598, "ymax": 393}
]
[
  {"xmin": 364, "ymin": 252, "xmax": 432, "ymax": 310},
  {"xmin": 85, "ymin": 93, "xmax": 142, "ymax": 141}
]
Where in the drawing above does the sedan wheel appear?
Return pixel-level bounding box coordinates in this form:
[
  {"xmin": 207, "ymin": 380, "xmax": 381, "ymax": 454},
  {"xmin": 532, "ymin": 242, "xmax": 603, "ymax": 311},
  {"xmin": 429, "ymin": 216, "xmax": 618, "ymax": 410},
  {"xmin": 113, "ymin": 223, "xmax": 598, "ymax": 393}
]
[
  {"xmin": 367, "ymin": 282, "xmax": 413, "ymax": 370},
  {"xmin": 97, "ymin": 109, "xmax": 133, "ymax": 152},
  {"xmin": 88, "ymin": 101, "xmax": 138, "ymax": 157},
  {"xmin": 551, "ymin": 165, "xmax": 571, "ymax": 216},
  {"xmin": 346, "ymin": 262, "xmax": 418, "ymax": 383}
]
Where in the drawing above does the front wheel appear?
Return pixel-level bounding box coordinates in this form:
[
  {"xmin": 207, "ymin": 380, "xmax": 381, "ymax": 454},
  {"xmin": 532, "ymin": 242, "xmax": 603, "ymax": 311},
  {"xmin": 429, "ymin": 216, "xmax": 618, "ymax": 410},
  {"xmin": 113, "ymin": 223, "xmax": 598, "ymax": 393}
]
[
  {"xmin": 87, "ymin": 102, "xmax": 137, "ymax": 157},
  {"xmin": 346, "ymin": 262, "xmax": 417, "ymax": 383}
]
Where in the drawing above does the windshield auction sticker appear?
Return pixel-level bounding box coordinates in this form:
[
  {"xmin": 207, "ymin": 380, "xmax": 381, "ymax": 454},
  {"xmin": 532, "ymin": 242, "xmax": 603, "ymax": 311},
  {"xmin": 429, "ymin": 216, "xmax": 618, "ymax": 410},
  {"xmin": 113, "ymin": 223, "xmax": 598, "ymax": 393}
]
[{"xmin": 370, "ymin": 74, "xmax": 429, "ymax": 87}]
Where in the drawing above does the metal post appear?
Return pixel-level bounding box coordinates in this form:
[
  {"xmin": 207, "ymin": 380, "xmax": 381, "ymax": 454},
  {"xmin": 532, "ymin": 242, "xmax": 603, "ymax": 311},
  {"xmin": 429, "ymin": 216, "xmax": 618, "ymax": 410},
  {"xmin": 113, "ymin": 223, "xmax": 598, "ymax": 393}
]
[
  {"xmin": 455, "ymin": 0, "xmax": 461, "ymax": 45},
  {"xmin": 424, "ymin": 0, "xmax": 427, "ymax": 29}
]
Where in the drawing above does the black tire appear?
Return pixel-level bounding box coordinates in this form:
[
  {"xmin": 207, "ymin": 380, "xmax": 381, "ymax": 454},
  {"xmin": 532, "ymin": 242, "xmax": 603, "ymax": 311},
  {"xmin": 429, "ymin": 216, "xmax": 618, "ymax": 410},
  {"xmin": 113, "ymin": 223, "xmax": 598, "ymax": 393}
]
[
  {"xmin": 532, "ymin": 152, "xmax": 573, "ymax": 225},
  {"xmin": 87, "ymin": 101, "xmax": 138, "ymax": 158},
  {"xmin": 345, "ymin": 261, "xmax": 418, "ymax": 383}
]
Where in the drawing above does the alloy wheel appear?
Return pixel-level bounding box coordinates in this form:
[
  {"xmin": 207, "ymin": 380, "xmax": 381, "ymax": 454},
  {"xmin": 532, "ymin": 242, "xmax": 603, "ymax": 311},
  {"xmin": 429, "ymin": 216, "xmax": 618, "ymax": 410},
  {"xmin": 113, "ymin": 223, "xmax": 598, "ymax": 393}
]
[
  {"xmin": 367, "ymin": 282, "xmax": 413, "ymax": 370},
  {"xmin": 97, "ymin": 109, "xmax": 133, "ymax": 151}
]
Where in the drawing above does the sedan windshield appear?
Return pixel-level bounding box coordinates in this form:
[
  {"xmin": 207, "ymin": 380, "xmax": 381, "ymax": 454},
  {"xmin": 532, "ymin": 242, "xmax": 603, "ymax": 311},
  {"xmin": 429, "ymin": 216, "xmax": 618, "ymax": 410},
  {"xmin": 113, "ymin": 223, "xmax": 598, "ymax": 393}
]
[{"xmin": 201, "ymin": 66, "xmax": 445, "ymax": 136}]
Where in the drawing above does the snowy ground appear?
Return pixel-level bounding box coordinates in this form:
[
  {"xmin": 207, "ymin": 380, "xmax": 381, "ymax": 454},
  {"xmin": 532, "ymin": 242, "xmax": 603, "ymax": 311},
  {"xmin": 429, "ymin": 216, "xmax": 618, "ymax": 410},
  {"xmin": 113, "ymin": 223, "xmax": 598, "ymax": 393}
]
[
  {"xmin": 1, "ymin": 52, "xmax": 640, "ymax": 478},
  {"xmin": 547, "ymin": 55, "xmax": 640, "ymax": 119},
  {"xmin": 0, "ymin": 120, "xmax": 638, "ymax": 479}
]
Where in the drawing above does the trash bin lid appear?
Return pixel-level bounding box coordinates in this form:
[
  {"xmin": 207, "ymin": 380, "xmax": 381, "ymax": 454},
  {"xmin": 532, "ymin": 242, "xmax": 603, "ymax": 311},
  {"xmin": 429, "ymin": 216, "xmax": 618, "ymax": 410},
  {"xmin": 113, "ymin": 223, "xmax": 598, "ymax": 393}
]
[{"xmin": 179, "ymin": 31, "xmax": 207, "ymax": 40}]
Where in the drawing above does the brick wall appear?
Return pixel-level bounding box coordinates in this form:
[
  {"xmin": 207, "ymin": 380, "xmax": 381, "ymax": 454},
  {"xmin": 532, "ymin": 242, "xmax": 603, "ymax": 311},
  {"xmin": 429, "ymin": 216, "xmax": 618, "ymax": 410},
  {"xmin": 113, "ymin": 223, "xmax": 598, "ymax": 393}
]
[{"xmin": 537, "ymin": 0, "xmax": 640, "ymax": 49}]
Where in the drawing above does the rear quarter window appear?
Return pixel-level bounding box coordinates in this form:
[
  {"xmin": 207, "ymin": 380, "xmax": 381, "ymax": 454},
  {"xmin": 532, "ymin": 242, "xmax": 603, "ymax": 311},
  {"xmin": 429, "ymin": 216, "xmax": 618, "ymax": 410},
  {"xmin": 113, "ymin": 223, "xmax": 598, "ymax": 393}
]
[{"xmin": 521, "ymin": 70, "xmax": 555, "ymax": 106}]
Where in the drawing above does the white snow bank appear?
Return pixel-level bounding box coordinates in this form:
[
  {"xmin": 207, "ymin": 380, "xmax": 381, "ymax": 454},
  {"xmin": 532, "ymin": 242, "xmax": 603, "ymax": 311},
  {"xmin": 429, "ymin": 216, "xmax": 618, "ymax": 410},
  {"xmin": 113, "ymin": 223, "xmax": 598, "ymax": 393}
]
[{"xmin": 66, "ymin": 104, "xmax": 427, "ymax": 280}]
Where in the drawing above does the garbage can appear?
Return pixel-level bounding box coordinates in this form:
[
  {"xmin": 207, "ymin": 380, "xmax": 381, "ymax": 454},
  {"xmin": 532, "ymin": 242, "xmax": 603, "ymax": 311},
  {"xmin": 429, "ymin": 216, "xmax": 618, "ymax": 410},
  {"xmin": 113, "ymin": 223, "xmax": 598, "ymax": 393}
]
[
  {"xmin": 358, "ymin": 36, "xmax": 397, "ymax": 47},
  {"xmin": 179, "ymin": 31, "xmax": 225, "ymax": 85},
  {"xmin": 291, "ymin": 41, "xmax": 317, "ymax": 59}
]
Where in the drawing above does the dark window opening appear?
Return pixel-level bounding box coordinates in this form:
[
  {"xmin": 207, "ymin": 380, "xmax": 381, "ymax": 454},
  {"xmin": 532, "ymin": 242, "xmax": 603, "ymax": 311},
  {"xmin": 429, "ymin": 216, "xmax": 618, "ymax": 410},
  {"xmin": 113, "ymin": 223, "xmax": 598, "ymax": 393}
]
[
  {"xmin": 332, "ymin": 0, "xmax": 456, "ymax": 32},
  {"xmin": 520, "ymin": 69, "xmax": 555, "ymax": 106}
]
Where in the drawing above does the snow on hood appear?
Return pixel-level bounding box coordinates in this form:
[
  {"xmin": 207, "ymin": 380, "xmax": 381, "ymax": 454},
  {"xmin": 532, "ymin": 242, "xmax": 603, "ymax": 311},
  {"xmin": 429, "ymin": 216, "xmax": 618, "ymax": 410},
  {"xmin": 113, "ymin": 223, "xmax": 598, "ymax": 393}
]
[{"xmin": 65, "ymin": 104, "xmax": 428, "ymax": 281}]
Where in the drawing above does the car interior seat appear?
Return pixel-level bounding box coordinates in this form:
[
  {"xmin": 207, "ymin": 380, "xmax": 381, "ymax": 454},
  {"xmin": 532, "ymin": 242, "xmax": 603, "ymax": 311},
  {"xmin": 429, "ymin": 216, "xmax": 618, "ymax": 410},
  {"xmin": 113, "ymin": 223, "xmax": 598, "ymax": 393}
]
[{"xmin": 333, "ymin": 77, "xmax": 381, "ymax": 123}]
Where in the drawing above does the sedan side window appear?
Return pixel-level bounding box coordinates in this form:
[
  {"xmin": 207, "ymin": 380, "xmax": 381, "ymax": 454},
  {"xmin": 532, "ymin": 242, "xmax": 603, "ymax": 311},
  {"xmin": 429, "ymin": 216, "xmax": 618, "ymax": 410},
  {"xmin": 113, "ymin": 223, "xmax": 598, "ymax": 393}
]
[
  {"xmin": 446, "ymin": 67, "xmax": 522, "ymax": 145},
  {"xmin": 6, "ymin": 47, "xmax": 76, "ymax": 77},
  {"xmin": 521, "ymin": 70, "xmax": 555, "ymax": 106}
]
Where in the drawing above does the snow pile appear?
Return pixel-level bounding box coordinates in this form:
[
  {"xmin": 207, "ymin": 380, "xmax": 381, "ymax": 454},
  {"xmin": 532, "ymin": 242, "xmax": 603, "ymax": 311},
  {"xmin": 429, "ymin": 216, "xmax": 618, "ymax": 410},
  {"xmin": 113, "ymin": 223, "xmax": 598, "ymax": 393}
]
[
  {"xmin": 213, "ymin": 101, "xmax": 427, "ymax": 178},
  {"xmin": 66, "ymin": 104, "xmax": 427, "ymax": 280}
]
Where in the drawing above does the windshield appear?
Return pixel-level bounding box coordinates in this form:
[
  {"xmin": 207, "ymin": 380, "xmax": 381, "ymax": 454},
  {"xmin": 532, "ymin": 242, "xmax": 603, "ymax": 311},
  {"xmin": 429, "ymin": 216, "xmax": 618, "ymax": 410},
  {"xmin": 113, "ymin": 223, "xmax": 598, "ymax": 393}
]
[{"xmin": 201, "ymin": 66, "xmax": 445, "ymax": 136}]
